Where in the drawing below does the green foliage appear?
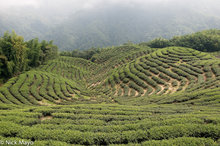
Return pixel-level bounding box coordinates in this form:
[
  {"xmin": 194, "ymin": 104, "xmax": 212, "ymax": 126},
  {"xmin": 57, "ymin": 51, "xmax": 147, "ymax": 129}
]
[
  {"xmin": 0, "ymin": 31, "xmax": 28, "ymax": 76},
  {"xmin": 141, "ymin": 38, "xmax": 172, "ymax": 48},
  {"xmin": 142, "ymin": 137, "xmax": 218, "ymax": 146},
  {"xmin": 60, "ymin": 47, "xmax": 100, "ymax": 60},
  {"xmin": 143, "ymin": 29, "xmax": 220, "ymax": 52},
  {"xmin": 171, "ymin": 30, "xmax": 220, "ymax": 52},
  {"xmin": 0, "ymin": 104, "xmax": 220, "ymax": 145},
  {"xmin": 0, "ymin": 31, "xmax": 220, "ymax": 145},
  {"xmin": 0, "ymin": 31, "xmax": 58, "ymax": 81}
]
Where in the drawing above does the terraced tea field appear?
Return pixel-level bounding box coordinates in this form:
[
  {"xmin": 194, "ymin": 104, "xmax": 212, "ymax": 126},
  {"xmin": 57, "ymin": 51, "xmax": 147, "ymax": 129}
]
[
  {"xmin": 102, "ymin": 47, "xmax": 219, "ymax": 97},
  {"xmin": 0, "ymin": 45, "xmax": 219, "ymax": 145},
  {"xmin": 0, "ymin": 103, "xmax": 220, "ymax": 145}
]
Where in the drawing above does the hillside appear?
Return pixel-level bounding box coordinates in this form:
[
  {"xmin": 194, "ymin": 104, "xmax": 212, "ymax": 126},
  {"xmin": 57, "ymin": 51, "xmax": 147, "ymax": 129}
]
[{"xmin": 0, "ymin": 35, "xmax": 220, "ymax": 145}]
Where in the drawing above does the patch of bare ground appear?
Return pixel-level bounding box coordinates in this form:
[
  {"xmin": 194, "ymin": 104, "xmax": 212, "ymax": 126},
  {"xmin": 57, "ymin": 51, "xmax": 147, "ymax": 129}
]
[
  {"xmin": 120, "ymin": 86, "xmax": 124, "ymax": 96},
  {"xmin": 114, "ymin": 89, "xmax": 118, "ymax": 96},
  {"xmin": 143, "ymin": 89, "xmax": 148, "ymax": 96},
  {"xmin": 65, "ymin": 98, "xmax": 72, "ymax": 101},
  {"xmin": 38, "ymin": 101, "xmax": 52, "ymax": 106},
  {"xmin": 90, "ymin": 82, "xmax": 101, "ymax": 88},
  {"xmin": 135, "ymin": 90, "xmax": 139, "ymax": 97},
  {"xmin": 40, "ymin": 116, "xmax": 53, "ymax": 121},
  {"xmin": 167, "ymin": 79, "xmax": 177, "ymax": 94},
  {"xmin": 70, "ymin": 93, "xmax": 75, "ymax": 97},
  {"xmin": 168, "ymin": 86, "xmax": 176, "ymax": 94},
  {"xmin": 127, "ymin": 88, "xmax": 131, "ymax": 96},
  {"xmin": 55, "ymin": 99, "xmax": 62, "ymax": 103},
  {"xmin": 167, "ymin": 79, "xmax": 182, "ymax": 94},
  {"xmin": 203, "ymin": 73, "xmax": 207, "ymax": 81},
  {"xmin": 90, "ymin": 98, "xmax": 97, "ymax": 102}
]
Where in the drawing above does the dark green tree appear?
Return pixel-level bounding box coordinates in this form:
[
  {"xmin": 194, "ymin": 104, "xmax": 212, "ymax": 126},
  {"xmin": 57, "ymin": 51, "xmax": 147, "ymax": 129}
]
[
  {"xmin": 27, "ymin": 38, "xmax": 42, "ymax": 67},
  {"xmin": 0, "ymin": 31, "xmax": 28, "ymax": 76}
]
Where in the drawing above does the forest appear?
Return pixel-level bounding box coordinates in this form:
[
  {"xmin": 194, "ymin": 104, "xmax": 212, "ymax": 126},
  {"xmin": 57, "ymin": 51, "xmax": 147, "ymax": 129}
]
[
  {"xmin": 140, "ymin": 29, "xmax": 220, "ymax": 52},
  {"xmin": 0, "ymin": 31, "xmax": 58, "ymax": 83}
]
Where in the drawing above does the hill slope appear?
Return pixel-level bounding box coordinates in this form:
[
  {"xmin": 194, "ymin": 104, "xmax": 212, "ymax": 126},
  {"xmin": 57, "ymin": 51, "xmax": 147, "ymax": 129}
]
[
  {"xmin": 0, "ymin": 43, "xmax": 219, "ymax": 145},
  {"xmin": 0, "ymin": 45, "xmax": 219, "ymax": 105}
]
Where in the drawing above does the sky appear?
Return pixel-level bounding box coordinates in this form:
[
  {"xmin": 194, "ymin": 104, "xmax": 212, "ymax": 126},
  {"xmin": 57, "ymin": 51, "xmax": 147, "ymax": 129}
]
[
  {"xmin": 0, "ymin": 0, "xmax": 219, "ymax": 10},
  {"xmin": 1, "ymin": 0, "xmax": 220, "ymax": 19},
  {"xmin": 0, "ymin": 0, "xmax": 192, "ymax": 9},
  {"xmin": 1, "ymin": 0, "xmax": 220, "ymax": 25},
  {"xmin": 0, "ymin": 0, "xmax": 176, "ymax": 16},
  {"xmin": 1, "ymin": 0, "xmax": 220, "ymax": 50}
]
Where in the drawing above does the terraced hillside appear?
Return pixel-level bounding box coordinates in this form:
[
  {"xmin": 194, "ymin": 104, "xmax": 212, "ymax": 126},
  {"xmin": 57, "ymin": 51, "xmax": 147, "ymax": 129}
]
[
  {"xmin": 0, "ymin": 57, "xmax": 103, "ymax": 105},
  {"xmin": 101, "ymin": 47, "xmax": 219, "ymax": 97},
  {"xmin": 0, "ymin": 44, "xmax": 220, "ymax": 145},
  {"xmin": 0, "ymin": 46, "xmax": 219, "ymax": 104}
]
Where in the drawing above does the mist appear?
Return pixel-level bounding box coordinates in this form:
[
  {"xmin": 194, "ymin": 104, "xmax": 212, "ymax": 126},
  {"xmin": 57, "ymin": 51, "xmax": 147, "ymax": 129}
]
[{"xmin": 1, "ymin": 0, "xmax": 220, "ymax": 50}]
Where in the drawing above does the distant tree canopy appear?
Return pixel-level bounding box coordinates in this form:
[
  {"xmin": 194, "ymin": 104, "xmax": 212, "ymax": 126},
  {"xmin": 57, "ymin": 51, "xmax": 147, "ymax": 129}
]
[
  {"xmin": 141, "ymin": 29, "xmax": 220, "ymax": 52},
  {"xmin": 141, "ymin": 38, "xmax": 172, "ymax": 48},
  {"xmin": 0, "ymin": 31, "xmax": 58, "ymax": 82},
  {"xmin": 60, "ymin": 47, "xmax": 100, "ymax": 60}
]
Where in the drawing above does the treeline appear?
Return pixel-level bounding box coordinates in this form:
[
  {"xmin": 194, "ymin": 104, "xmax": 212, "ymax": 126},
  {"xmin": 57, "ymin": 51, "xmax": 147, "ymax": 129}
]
[
  {"xmin": 60, "ymin": 48, "xmax": 100, "ymax": 60},
  {"xmin": 60, "ymin": 29, "xmax": 220, "ymax": 62},
  {"xmin": 0, "ymin": 31, "xmax": 58, "ymax": 82},
  {"xmin": 140, "ymin": 29, "xmax": 220, "ymax": 52}
]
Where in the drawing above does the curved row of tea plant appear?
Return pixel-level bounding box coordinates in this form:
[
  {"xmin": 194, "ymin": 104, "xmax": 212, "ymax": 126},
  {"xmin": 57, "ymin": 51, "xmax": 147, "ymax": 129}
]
[
  {"xmin": 0, "ymin": 71, "xmax": 83, "ymax": 105},
  {"xmin": 103, "ymin": 47, "xmax": 219, "ymax": 97},
  {"xmin": 0, "ymin": 104, "xmax": 219, "ymax": 145}
]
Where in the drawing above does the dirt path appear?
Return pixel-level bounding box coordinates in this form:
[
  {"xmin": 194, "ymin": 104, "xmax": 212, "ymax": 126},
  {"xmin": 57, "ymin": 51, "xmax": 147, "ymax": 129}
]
[
  {"xmin": 38, "ymin": 100, "xmax": 52, "ymax": 106},
  {"xmin": 113, "ymin": 84, "xmax": 121, "ymax": 96},
  {"xmin": 90, "ymin": 82, "xmax": 101, "ymax": 88},
  {"xmin": 203, "ymin": 73, "xmax": 207, "ymax": 81},
  {"xmin": 157, "ymin": 85, "xmax": 165, "ymax": 95},
  {"xmin": 149, "ymin": 87, "xmax": 156, "ymax": 96},
  {"xmin": 167, "ymin": 79, "xmax": 178, "ymax": 94},
  {"xmin": 182, "ymin": 80, "xmax": 189, "ymax": 91},
  {"xmin": 70, "ymin": 93, "xmax": 75, "ymax": 98},
  {"xmin": 127, "ymin": 88, "xmax": 131, "ymax": 97},
  {"xmin": 135, "ymin": 90, "xmax": 139, "ymax": 97},
  {"xmin": 143, "ymin": 89, "xmax": 148, "ymax": 96}
]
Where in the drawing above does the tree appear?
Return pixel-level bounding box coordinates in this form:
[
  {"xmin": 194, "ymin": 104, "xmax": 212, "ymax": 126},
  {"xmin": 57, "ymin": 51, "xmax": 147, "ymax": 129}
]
[
  {"xmin": 140, "ymin": 38, "xmax": 171, "ymax": 48},
  {"xmin": 27, "ymin": 38, "xmax": 42, "ymax": 67},
  {"xmin": 0, "ymin": 31, "xmax": 59, "ymax": 82},
  {"xmin": 0, "ymin": 31, "xmax": 28, "ymax": 76},
  {"xmin": 40, "ymin": 40, "xmax": 58, "ymax": 64}
]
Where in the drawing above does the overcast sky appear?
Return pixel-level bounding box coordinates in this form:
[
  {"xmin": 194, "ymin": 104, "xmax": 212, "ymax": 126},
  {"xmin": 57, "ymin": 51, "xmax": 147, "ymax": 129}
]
[
  {"xmin": 0, "ymin": 0, "xmax": 204, "ymax": 9},
  {"xmin": 1, "ymin": 0, "xmax": 220, "ymax": 18},
  {"xmin": 0, "ymin": 0, "xmax": 170, "ymax": 7}
]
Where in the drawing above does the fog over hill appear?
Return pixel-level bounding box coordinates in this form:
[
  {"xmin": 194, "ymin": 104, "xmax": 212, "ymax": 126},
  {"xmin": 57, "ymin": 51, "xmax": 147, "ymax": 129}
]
[{"xmin": 1, "ymin": 0, "xmax": 220, "ymax": 50}]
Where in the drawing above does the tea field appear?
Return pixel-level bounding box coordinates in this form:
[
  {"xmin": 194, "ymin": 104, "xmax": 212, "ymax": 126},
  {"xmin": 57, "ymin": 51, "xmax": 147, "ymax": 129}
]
[{"xmin": 0, "ymin": 44, "xmax": 219, "ymax": 145}]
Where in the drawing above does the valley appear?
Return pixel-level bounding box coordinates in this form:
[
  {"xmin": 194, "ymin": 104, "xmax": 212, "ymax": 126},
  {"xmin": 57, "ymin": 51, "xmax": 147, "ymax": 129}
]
[{"xmin": 0, "ymin": 31, "xmax": 220, "ymax": 145}]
